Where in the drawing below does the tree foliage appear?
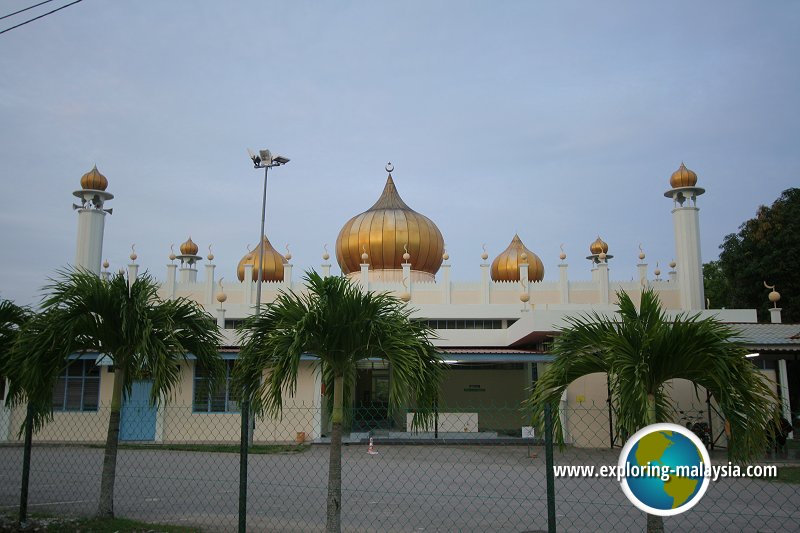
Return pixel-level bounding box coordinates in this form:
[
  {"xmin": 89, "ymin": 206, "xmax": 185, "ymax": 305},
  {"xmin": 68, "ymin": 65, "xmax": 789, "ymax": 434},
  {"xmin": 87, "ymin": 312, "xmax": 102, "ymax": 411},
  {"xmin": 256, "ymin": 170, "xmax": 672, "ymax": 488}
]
[
  {"xmin": 234, "ymin": 271, "xmax": 444, "ymax": 532},
  {"xmin": 4, "ymin": 269, "xmax": 224, "ymax": 518},
  {"xmin": 705, "ymin": 188, "xmax": 800, "ymax": 321},
  {"xmin": 525, "ymin": 287, "xmax": 778, "ymax": 463}
]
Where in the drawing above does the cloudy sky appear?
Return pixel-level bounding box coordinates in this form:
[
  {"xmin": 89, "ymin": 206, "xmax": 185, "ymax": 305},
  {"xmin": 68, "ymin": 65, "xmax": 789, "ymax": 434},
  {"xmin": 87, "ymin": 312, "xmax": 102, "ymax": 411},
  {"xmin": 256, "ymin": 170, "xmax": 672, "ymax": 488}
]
[{"xmin": 1, "ymin": 1, "xmax": 798, "ymax": 306}]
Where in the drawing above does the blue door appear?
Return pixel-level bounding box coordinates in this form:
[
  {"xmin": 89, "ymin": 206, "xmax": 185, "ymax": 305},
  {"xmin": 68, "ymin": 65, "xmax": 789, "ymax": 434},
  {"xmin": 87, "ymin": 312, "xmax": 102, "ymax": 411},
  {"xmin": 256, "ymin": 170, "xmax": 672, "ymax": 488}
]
[{"xmin": 120, "ymin": 380, "xmax": 157, "ymax": 441}]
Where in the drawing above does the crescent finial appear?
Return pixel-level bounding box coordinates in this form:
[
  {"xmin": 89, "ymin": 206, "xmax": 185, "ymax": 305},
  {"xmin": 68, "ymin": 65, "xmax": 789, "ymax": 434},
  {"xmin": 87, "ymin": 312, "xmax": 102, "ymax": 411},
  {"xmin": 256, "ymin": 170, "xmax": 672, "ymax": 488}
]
[
  {"xmin": 560, "ymin": 243, "xmax": 565, "ymax": 253},
  {"xmin": 638, "ymin": 243, "xmax": 643, "ymax": 253},
  {"xmin": 386, "ymin": 162, "xmax": 394, "ymax": 173},
  {"xmin": 218, "ymin": 277, "xmax": 224, "ymax": 290},
  {"xmin": 170, "ymin": 244, "xmax": 174, "ymax": 254},
  {"xmin": 131, "ymin": 243, "xmax": 136, "ymax": 254},
  {"xmin": 363, "ymin": 245, "xmax": 367, "ymax": 254},
  {"xmin": 323, "ymin": 243, "xmax": 328, "ymax": 254},
  {"xmin": 764, "ymin": 281, "xmax": 776, "ymax": 290},
  {"xmin": 246, "ymin": 244, "xmax": 252, "ymax": 253},
  {"xmin": 482, "ymin": 243, "xmax": 487, "ymax": 253},
  {"xmin": 403, "ymin": 243, "xmax": 408, "ymax": 254}
]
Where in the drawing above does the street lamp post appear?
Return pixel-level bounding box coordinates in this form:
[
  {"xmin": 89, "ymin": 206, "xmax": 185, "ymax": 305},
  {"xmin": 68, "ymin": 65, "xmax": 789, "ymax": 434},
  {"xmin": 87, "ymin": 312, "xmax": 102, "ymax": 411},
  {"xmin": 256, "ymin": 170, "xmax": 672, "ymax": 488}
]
[{"xmin": 239, "ymin": 148, "xmax": 289, "ymax": 533}]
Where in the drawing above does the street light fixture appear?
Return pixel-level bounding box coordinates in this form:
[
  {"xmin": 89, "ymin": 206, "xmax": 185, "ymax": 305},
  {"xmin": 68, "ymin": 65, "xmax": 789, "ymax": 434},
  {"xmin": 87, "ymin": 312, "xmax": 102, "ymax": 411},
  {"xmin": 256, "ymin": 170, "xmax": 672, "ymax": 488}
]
[{"xmin": 240, "ymin": 147, "xmax": 289, "ymax": 533}]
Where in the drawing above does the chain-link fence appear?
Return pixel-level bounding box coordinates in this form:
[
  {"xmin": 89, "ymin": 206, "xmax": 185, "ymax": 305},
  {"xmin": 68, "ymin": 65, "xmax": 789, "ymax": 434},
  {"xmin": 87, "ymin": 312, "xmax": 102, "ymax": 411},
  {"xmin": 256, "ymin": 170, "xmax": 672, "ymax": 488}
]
[{"xmin": 2, "ymin": 402, "xmax": 800, "ymax": 531}]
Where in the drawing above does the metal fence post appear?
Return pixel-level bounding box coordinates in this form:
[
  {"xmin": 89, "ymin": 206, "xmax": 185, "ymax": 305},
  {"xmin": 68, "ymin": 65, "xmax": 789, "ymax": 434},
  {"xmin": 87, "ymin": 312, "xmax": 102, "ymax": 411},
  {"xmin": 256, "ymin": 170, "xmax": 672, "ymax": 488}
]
[
  {"xmin": 544, "ymin": 403, "xmax": 556, "ymax": 533},
  {"xmin": 238, "ymin": 398, "xmax": 249, "ymax": 533},
  {"xmin": 18, "ymin": 404, "xmax": 33, "ymax": 527}
]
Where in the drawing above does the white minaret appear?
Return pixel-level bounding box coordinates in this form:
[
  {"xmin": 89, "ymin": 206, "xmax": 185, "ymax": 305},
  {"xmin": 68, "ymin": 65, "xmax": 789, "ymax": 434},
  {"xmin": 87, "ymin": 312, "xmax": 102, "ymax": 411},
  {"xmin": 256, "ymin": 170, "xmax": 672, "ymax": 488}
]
[
  {"xmin": 73, "ymin": 165, "xmax": 113, "ymax": 274},
  {"xmin": 175, "ymin": 236, "xmax": 202, "ymax": 283},
  {"xmin": 664, "ymin": 163, "xmax": 705, "ymax": 311}
]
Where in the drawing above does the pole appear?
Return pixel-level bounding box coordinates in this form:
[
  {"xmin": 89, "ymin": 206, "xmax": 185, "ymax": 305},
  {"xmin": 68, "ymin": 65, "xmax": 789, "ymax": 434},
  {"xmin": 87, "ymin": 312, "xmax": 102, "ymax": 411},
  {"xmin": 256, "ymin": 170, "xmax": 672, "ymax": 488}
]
[
  {"xmin": 239, "ymin": 164, "xmax": 269, "ymax": 533},
  {"xmin": 544, "ymin": 403, "xmax": 556, "ymax": 533},
  {"xmin": 18, "ymin": 404, "xmax": 33, "ymax": 527},
  {"xmin": 607, "ymin": 374, "xmax": 614, "ymax": 449}
]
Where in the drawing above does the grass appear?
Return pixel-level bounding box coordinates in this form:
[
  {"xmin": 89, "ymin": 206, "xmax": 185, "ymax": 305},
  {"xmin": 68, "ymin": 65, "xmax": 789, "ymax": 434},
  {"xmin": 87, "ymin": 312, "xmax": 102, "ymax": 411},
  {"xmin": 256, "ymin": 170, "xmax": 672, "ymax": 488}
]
[
  {"xmin": 1, "ymin": 512, "xmax": 203, "ymax": 532},
  {"xmin": 764, "ymin": 466, "xmax": 800, "ymax": 484},
  {"xmin": 86, "ymin": 443, "xmax": 310, "ymax": 454}
]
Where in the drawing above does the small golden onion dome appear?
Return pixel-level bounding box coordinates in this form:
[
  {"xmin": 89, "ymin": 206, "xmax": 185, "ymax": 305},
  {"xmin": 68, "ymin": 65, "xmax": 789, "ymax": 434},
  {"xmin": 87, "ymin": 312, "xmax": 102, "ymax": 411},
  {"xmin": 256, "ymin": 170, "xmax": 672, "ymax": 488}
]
[
  {"xmin": 237, "ymin": 235, "xmax": 286, "ymax": 282},
  {"xmin": 769, "ymin": 289, "xmax": 781, "ymax": 304},
  {"xmin": 670, "ymin": 162, "xmax": 698, "ymax": 188},
  {"xmin": 335, "ymin": 173, "xmax": 445, "ymax": 275},
  {"xmin": 589, "ymin": 236, "xmax": 609, "ymax": 255},
  {"xmin": 180, "ymin": 237, "xmax": 199, "ymax": 256},
  {"xmin": 520, "ymin": 292, "xmax": 530, "ymax": 303},
  {"xmin": 490, "ymin": 234, "xmax": 545, "ymax": 282},
  {"xmin": 80, "ymin": 165, "xmax": 108, "ymax": 191},
  {"xmin": 216, "ymin": 292, "xmax": 228, "ymax": 303}
]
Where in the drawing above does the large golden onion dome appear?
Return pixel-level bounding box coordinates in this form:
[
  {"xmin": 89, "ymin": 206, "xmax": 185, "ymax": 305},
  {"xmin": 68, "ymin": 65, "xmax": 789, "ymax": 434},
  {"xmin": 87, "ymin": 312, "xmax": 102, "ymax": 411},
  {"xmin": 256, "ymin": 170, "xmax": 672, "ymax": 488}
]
[
  {"xmin": 589, "ymin": 236, "xmax": 609, "ymax": 255},
  {"xmin": 80, "ymin": 165, "xmax": 108, "ymax": 191},
  {"xmin": 179, "ymin": 237, "xmax": 199, "ymax": 256},
  {"xmin": 669, "ymin": 162, "xmax": 698, "ymax": 188},
  {"xmin": 237, "ymin": 235, "xmax": 287, "ymax": 282},
  {"xmin": 490, "ymin": 234, "xmax": 544, "ymax": 282},
  {"xmin": 335, "ymin": 172, "xmax": 445, "ymax": 275}
]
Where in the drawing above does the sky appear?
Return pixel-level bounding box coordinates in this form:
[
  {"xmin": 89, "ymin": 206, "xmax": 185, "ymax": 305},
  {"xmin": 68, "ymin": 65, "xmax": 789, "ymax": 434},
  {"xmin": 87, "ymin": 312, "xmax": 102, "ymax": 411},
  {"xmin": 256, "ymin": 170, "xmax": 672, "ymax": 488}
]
[{"xmin": 1, "ymin": 1, "xmax": 798, "ymax": 306}]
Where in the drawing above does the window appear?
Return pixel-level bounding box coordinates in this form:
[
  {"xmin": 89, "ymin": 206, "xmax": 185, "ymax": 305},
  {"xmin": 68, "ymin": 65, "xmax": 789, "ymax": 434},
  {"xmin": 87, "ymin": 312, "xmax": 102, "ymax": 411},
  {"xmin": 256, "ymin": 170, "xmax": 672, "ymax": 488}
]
[
  {"xmin": 193, "ymin": 360, "xmax": 239, "ymax": 413},
  {"xmin": 52, "ymin": 360, "xmax": 100, "ymax": 411},
  {"xmin": 224, "ymin": 319, "xmax": 245, "ymax": 330}
]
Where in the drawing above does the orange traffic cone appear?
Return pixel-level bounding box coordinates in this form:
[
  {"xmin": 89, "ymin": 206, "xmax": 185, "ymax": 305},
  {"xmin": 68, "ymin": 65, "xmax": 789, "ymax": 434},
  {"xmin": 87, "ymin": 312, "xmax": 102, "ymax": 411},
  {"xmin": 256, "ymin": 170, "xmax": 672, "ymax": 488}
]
[{"xmin": 367, "ymin": 437, "xmax": 378, "ymax": 455}]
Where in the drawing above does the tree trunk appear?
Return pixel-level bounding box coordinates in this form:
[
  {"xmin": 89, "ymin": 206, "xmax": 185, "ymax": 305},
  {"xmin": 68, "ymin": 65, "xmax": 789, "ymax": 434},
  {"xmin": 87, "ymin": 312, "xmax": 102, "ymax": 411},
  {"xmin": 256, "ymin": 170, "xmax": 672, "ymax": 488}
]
[
  {"xmin": 97, "ymin": 366, "xmax": 125, "ymax": 518},
  {"xmin": 646, "ymin": 393, "xmax": 664, "ymax": 533},
  {"xmin": 326, "ymin": 374, "xmax": 344, "ymax": 533}
]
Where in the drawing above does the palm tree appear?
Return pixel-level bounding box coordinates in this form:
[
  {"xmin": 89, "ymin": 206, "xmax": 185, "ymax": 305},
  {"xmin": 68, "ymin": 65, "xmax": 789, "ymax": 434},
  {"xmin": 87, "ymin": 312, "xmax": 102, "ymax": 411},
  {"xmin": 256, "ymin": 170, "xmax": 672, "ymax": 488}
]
[
  {"xmin": 524, "ymin": 287, "xmax": 778, "ymax": 533},
  {"xmin": 5, "ymin": 269, "xmax": 224, "ymax": 518},
  {"xmin": 0, "ymin": 299, "xmax": 31, "ymax": 374},
  {"xmin": 234, "ymin": 271, "xmax": 444, "ymax": 533}
]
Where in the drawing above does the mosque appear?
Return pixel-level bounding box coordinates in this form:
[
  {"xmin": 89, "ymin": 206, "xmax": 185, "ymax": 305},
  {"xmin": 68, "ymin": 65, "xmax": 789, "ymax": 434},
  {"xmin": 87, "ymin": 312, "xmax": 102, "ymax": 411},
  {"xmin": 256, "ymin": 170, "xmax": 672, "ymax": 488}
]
[{"xmin": 2, "ymin": 162, "xmax": 798, "ymax": 447}]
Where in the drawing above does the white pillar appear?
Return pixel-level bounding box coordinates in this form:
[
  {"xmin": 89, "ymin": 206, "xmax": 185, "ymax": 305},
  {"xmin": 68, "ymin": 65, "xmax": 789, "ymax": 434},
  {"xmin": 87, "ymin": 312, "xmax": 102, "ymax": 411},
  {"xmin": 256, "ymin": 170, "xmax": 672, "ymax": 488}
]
[
  {"xmin": 519, "ymin": 262, "xmax": 530, "ymax": 296},
  {"xmin": 668, "ymin": 269, "xmax": 677, "ymax": 283},
  {"xmin": 637, "ymin": 263, "xmax": 648, "ymax": 287},
  {"xmin": 321, "ymin": 263, "xmax": 331, "ymax": 278},
  {"xmin": 75, "ymin": 209, "xmax": 107, "ymax": 274},
  {"xmin": 441, "ymin": 263, "xmax": 451, "ymax": 304},
  {"xmin": 480, "ymin": 263, "xmax": 490, "ymax": 304},
  {"xmin": 598, "ymin": 262, "xmax": 610, "ymax": 304},
  {"xmin": 559, "ymin": 263, "xmax": 569, "ymax": 304},
  {"xmin": 312, "ymin": 365, "xmax": 322, "ymax": 441},
  {"xmin": 179, "ymin": 267, "xmax": 197, "ymax": 284},
  {"xmin": 667, "ymin": 187, "xmax": 705, "ymax": 311},
  {"xmin": 204, "ymin": 264, "xmax": 215, "ymax": 308},
  {"xmin": 244, "ymin": 264, "xmax": 254, "ymax": 307},
  {"xmin": 360, "ymin": 264, "xmax": 370, "ymax": 292},
  {"xmin": 770, "ymin": 307, "xmax": 783, "ymax": 324},
  {"xmin": 127, "ymin": 263, "xmax": 138, "ymax": 281},
  {"xmin": 216, "ymin": 307, "xmax": 226, "ymax": 329},
  {"xmin": 165, "ymin": 264, "xmax": 177, "ymax": 299},
  {"xmin": 402, "ymin": 263, "xmax": 411, "ymax": 296},
  {"xmin": 284, "ymin": 263, "xmax": 293, "ymax": 290},
  {"xmin": 769, "ymin": 307, "xmax": 791, "ymax": 428}
]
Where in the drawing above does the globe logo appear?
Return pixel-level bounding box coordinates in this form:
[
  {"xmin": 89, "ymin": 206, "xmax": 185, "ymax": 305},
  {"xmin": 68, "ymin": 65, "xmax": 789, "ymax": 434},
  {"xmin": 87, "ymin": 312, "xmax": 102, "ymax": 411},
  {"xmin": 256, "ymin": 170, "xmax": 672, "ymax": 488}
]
[{"xmin": 618, "ymin": 423, "xmax": 711, "ymax": 516}]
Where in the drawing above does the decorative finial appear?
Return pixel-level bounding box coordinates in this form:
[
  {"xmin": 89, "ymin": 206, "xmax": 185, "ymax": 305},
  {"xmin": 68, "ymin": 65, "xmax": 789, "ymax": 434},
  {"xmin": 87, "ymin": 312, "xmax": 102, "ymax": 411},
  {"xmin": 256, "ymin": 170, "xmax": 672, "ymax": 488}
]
[
  {"xmin": 654, "ymin": 261, "xmax": 661, "ymax": 278},
  {"xmin": 207, "ymin": 244, "xmax": 214, "ymax": 261},
  {"xmin": 216, "ymin": 277, "xmax": 227, "ymax": 304},
  {"xmin": 520, "ymin": 252, "xmax": 528, "ymax": 263},
  {"xmin": 129, "ymin": 243, "xmax": 137, "ymax": 262},
  {"xmin": 481, "ymin": 243, "xmax": 488, "ymax": 261},
  {"xmin": 442, "ymin": 245, "xmax": 449, "ymax": 262},
  {"xmin": 402, "ymin": 243, "xmax": 410, "ymax": 263},
  {"xmin": 169, "ymin": 244, "xmax": 176, "ymax": 261},
  {"xmin": 246, "ymin": 243, "xmax": 253, "ymax": 259},
  {"xmin": 638, "ymin": 244, "xmax": 645, "ymax": 261},
  {"xmin": 285, "ymin": 244, "xmax": 292, "ymax": 261},
  {"xmin": 765, "ymin": 281, "xmax": 781, "ymax": 307},
  {"xmin": 102, "ymin": 259, "xmax": 109, "ymax": 270},
  {"xmin": 361, "ymin": 245, "xmax": 369, "ymax": 263},
  {"xmin": 669, "ymin": 259, "xmax": 676, "ymax": 269},
  {"xmin": 322, "ymin": 243, "xmax": 330, "ymax": 261},
  {"xmin": 559, "ymin": 243, "xmax": 566, "ymax": 261},
  {"xmin": 385, "ymin": 162, "xmax": 394, "ymax": 173}
]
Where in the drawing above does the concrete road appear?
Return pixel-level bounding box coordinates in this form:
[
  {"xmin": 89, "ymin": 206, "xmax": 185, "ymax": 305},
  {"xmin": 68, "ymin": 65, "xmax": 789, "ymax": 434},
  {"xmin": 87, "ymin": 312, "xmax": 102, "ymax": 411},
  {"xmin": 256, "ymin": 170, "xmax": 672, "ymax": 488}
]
[{"xmin": 1, "ymin": 444, "xmax": 798, "ymax": 532}]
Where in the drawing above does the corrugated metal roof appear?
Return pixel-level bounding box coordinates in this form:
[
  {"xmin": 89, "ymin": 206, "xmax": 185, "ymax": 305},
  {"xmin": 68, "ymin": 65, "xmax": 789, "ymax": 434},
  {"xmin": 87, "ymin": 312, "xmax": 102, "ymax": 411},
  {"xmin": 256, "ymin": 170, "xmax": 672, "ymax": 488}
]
[{"xmin": 728, "ymin": 323, "xmax": 800, "ymax": 347}]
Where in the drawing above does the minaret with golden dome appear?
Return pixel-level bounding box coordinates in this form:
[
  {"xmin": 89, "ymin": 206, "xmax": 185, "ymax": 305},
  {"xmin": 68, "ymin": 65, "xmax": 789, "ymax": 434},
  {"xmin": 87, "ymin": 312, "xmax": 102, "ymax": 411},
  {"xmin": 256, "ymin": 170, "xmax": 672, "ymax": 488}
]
[
  {"xmin": 665, "ymin": 162, "xmax": 706, "ymax": 310},
  {"xmin": 335, "ymin": 164, "xmax": 445, "ymax": 282},
  {"xmin": 73, "ymin": 165, "xmax": 113, "ymax": 274},
  {"xmin": 176, "ymin": 236, "xmax": 202, "ymax": 283}
]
